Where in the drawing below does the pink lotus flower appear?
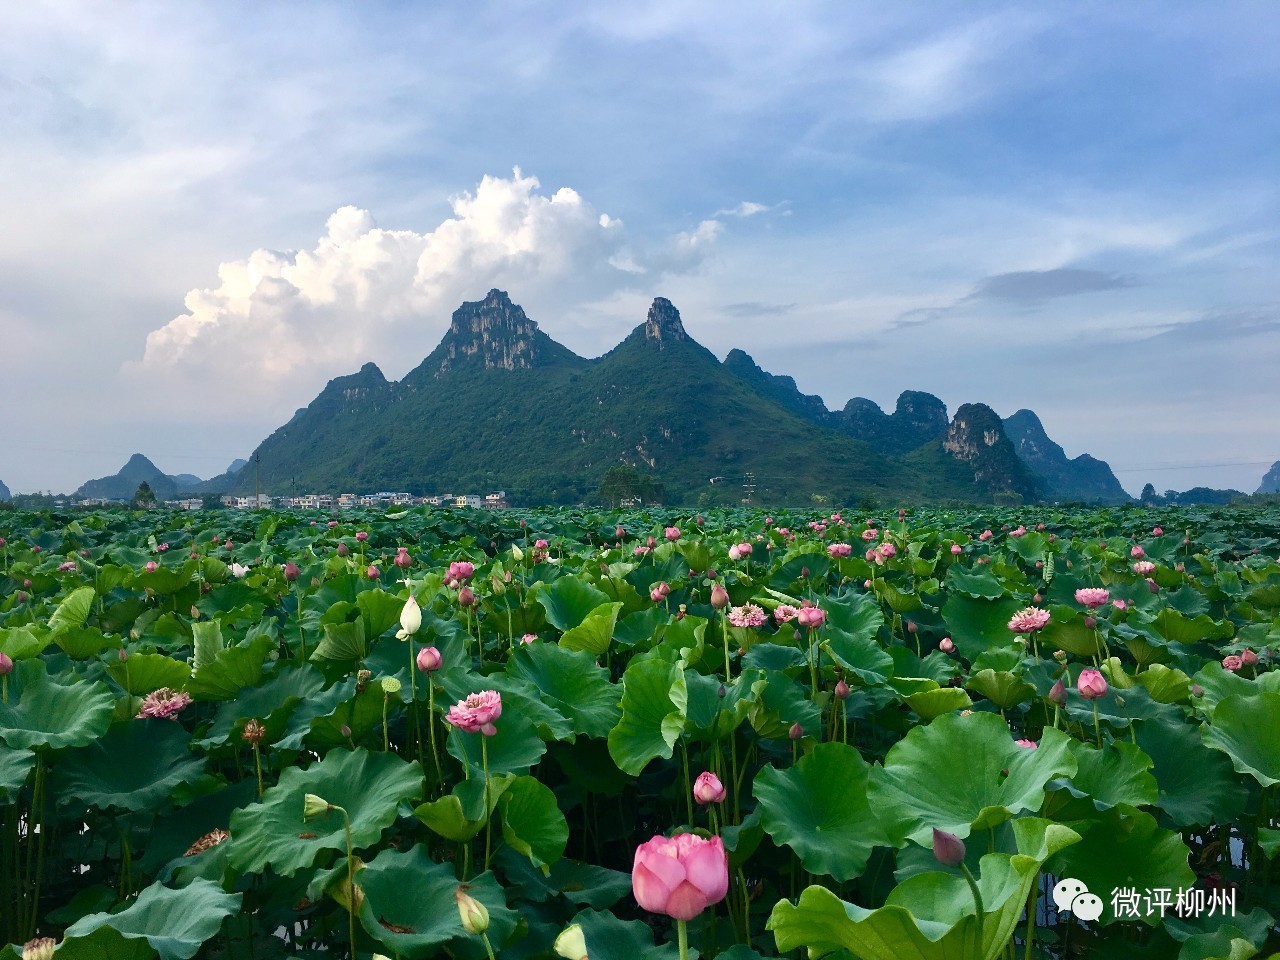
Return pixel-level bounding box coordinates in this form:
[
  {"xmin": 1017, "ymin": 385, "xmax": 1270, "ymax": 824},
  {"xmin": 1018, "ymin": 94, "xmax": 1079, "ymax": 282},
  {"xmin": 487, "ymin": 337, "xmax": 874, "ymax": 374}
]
[
  {"xmin": 773, "ymin": 604, "xmax": 800, "ymax": 624},
  {"xmin": 650, "ymin": 582, "xmax": 671, "ymax": 602},
  {"xmin": 788, "ymin": 722, "xmax": 804, "ymax": 740},
  {"xmin": 710, "ymin": 583, "xmax": 730, "ymax": 610},
  {"xmin": 664, "ymin": 527, "xmax": 681, "ymax": 542},
  {"xmin": 445, "ymin": 690, "xmax": 502, "ymax": 736},
  {"xmin": 447, "ymin": 560, "xmax": 475, "ymax": 584},
  {"xmin": 394, "ymin": 549, "xmax": 412, "ymax": 570},
  {"xmin": 979, "ymin": 529, "xmax": 993, "ymax": 541},
  {"xmin": 634, "ymin": 545, "xmax": 652, "ymax": 556},
  {"xmin": 283, "ymin": 561, "xmax": 300, "ymax": 582},
  {"xmin": 1010, "ymin": 526, "xmax": 1027, "ymax": 538},
  {"xmin": 632, "ymin": 833, "xmax": 729, "ymax": 921},
  {"xmin": 877, "ymin": 542, "xmax": 897, "ymax": 559},
  {"xmin": 137, "ymin": 687, "xmax": 192, "ymax": 720},
  {"xmin": 932, "ymin": 828, "xmax": 966, "ymax": 866},
  {"xmin": 1014, "ymin": 738, "xmax": 1038, "ymax": 749},
  {"xmin": 727, "ymin": 604, "xmax": 767, "ymax": 628},
  {"xmin": 727, "ymin": 544, "xmax": 742, "ymax": 561},
  {"xmin": 327, "ymin": 521, "xmax": 339, "ymax": 529},
  {"xmin": 366, "ymin": 565, "xmax": 380, "ymax": 579},
  {"xmin": 58, "ymin": 561, "xmax": 77, "ymax": 573},
  {"xmin": 457, "ymin": 586, "xmax": 477, "ymax": 607},
  {"xmin": 1048, "ymin": 680, "xmax": 1067, "ymax": 706},
  {"xmin": 416, "ymin": 646, "xmax": 442, "ymax": 672},
  {"xmin": 861, "ymin": 528, "xmax": 878, "ymax": 541},
  {"xmin": 796, "ymin": 604, "xmax": 826, "ymax": 630},
  {"xmin": 1131, "ymin": 544, "xmax": 1145, "ymax": 559},
  {"xmin": 520, "ymin": 633, "xmax": 538, "ymax": 644},
  {"xmin": 144, "ymin": 561, "xmax": 158, "ymax": 573},
  {"xmin": 692, "ymin": 771, "xmax": 726, "ymax": 805},
  {"xmin": 1152, "ymin": 526, "xmax": 1164, "ymax": 536},
  {"xmin": 1075, "ymin": 587, "xmax": 1110, "ymax": 609},
  {"xmin": 1077, "ymin": 668, "xmax": 1108, "ymax": 700},
  {"xmin": 0, "ymin": 652, "xmax": 13, "ymax": 676},
  {"xmin": 1008, "ymin": 607, "xmax": 1051, "ymax": 633},
  {"xmin": 1112, "ymin": 599, "xmax": 1129, "ymax": 611},
  {"xmin": 939, "ymin": 637, "xmax": 955, "ymax": 654},
  {"xmin": 827, "ymin": 543, "xmax": 852, "ymax": 558},
  {"xmin": 951, "ymin": 544, "xmax": 963, "ymax": 555},
  {"xmin": 1222, "ymin": 655, "xmax": 1243, "ymax": 672},
  {"xmin": 355, "ymin": 531, "xmax": 368, "ymax": 542},
  {"xmin": 1133, "ymin": 560, "xmax": 1155, "ymax": 575}
]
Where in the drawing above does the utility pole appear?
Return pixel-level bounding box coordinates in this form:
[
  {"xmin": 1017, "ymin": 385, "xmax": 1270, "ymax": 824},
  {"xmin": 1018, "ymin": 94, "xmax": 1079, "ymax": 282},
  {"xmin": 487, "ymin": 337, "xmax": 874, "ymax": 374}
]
[
  {"xmin": 743, "ymin": 472, "xmax": 756, "ymax": 505},
  {"xmin": 254, "ymin": 453, "xmax": 261, "ymax": 508}
]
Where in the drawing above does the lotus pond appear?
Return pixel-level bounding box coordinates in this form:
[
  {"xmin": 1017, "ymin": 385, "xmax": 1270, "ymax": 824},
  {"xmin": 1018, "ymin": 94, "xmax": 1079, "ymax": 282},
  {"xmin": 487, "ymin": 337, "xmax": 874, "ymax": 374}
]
[{"xmin": 1, "ymin": 504, "xmax": 1279, "ymax": 959}]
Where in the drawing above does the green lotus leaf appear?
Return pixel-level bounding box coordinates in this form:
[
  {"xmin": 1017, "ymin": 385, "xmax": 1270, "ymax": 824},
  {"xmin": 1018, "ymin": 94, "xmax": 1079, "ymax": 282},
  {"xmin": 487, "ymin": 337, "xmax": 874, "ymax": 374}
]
[
  {"xmin": 1047, "ymin": 740, "xmax": 1158, "ymax": 813},
  {"xmin": 904, "ymin": 685, "xmax": 973, "ymax": 720},
  {"xmin": 1165, "ymin": 906, "xmax": 1275, "ymax": 960},
  {"xmin": 55, "ymin": 719, "xmax": 206, "ymax": 813},
  {"xmin": 1136, "ymin": 663, "xmax": 1193, "ymax": 703},
  {"xmin": 607, "ymin": 658, "xmax": 687, "ymax": 775},
  {"xmin": 1261, "ymin": 828, "xmax": 1280, "ymax": 860},
  {"xmin": 445, "ymin": 715, "xmax": 548, "ymax": 776},
  {"xmin": 499, "ymin": 773, "xmax": 568, "ymax": 873},
  {"xmin": 414, "ymin": 775, "xmax": 514, "ymax": 842},
  {"xmin": 1048, "ymin": 811, "xmax": 1195, "ymax": 927},
  {"xmin": 0, "ymin": 744, "xmax": 35, "ymax": 800},
  {"xmin": 868, "ymin": 713, "xmax": 1076, "ymax": 845},
  {"xmin": 0, "ymin": 662, "xmax": 115, "ymax": 750},
  {"xmin": 0, "ymin": 626, "xmax": 47, "ymax": 661},
  {"xmin": 749, "ymin": 670, "xmax": 822, "ymax": 739},
  {"xmin": 1202, "ymin": 692, "xmax": 1280, "ymax": 786},
  {"xmin": 507, "ymin": 643, "xmax": 620, "ymax": 739},
  {"xmin": 570, "ymin": 907, "xmax": 680, "ymax": 960},
  {"xmin": 823, "ymin": 630, "xmax": 894, "ymax": 687},
  {"xmin": 354, "ymin": 848, "xmax": 517, "ymax": 959},
  {"xmin": 107, "ymin": 653, "xmax": 192, "ymax": 695},
  {"xmin": 40, "ymin": 924, "xmax": 157, "ymax": 960},
  {"xmin": 1154, "ymin": 608, "xmax": 1233, "ymax": 645},
  {"xmin": 754, "ymin": 741, "xmax": 889, "ymax": 881},
  {"xmin": 684, "ymin": 667, "xmax": 766, "ymax": 740},
  {"xmin": 824, "ymin": 590, "xmax": 886, "ymax": 644},
  {"xmin": 190, "ymin": 620, "xmax": 224, "ymax": 671},
  {"xmin": 49, "ymin": 585, "xmax": 96, "ymax": 633},
  {"xmin": 769, "ymin": 818, "xmax": 1080, "ymax": 960},
  {"xmin": 945, "ymin": 566, "xmax": 1006, "ymax": 600},
  {"xmin": 311, "ymin": 618, "xmax": 367, "ymax": 661},
  {"xmin": 559, "ymin": 601, "xmax": 622, "ymax": 655},
  {"xmin": 941, "ymin": 594, "xmax": 1022, "ymax": 660},
  {"xmin": 965, "ymin": 670, "xmax": 1036, "ymax": 709},
  {"xmin": 228, "ymin": 747, "xmax": 422, "ymax": 877},
  {"xmin": 195, "ymin": 662, "xmax": 328, "ymax": 748},
  {"xmin": 187, "ymin": 633, "xmax": 275, "ymax": 701},
  {"xmin": 1039, "ymin": 607, "xmax": 1105, "ymax": 658},
  {"xmin": 1136, "ymin": 718, "xmax": 1247, "ymax": 827},
  {"xmin": 63, "ymin": 878, "xmax": 241, "ymax": 960},
  {"xmin": 537, "ymin": 576, "xmax": 611, "ymax": 631},
  {"xmin": 355, "ymin": 587, "xmax": 405, "ymax": 640},
  {"xmin": 744, "ymin": 642, "xmax": 805, "ymax": 672},
  {"xmin": 440, "ymin": 670, "xmax": 573, "ymax": 744},
  {"xmin": 55, "ymin": 626, "xmax": 119, "ymax": 660}
]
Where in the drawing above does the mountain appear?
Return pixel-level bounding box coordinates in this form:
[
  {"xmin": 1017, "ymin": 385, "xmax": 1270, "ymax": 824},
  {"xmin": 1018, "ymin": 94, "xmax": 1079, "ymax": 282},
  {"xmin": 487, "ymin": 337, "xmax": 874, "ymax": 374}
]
[
  {"xmin": 228, "ymin": 290, "xmax": 1115, "ymax": 506},
  {"xmin": 1002, "ymin": 410, "xmax": 1130, "ymax": 504},
  {"xmin": 76, "ymin": 454, "xmax": 186, "ymax": 501},
  {"xmin": 226, "ymin": 458, "xmax": 249, "ymax": 474},
  {"xmin": 0, "ymin": 478, "xmax": 10, "ymax": 501},
  {"xmin": 1258, "ymin": 461, "xmax": 1280, "ymax": 494}
]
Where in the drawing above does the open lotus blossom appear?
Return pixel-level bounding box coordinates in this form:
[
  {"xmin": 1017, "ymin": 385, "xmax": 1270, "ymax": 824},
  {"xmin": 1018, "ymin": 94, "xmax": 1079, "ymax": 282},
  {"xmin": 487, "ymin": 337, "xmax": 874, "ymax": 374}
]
[
  {"xmin": 727, "ymin": 603, "xmax": 767, "ymax": 628},
  {"xmin": 1014, "ymin": 738, "xmax": 1038, "ymax": 749},
  {"xmin": 951, "ymin": 544, "xmax": 963, "ymax": 555},
  {"xmin": 632, "ymin": 833, "xmax": 729, "ymax": 921},
  {"xmin": 22, "ymin": 938, "xmax": 57, "ymax": 960},
  {"xmin": 693, "ymin": 771, "xmax": 726, "ymax": 805},
  {"xmin": 1075, "ymin": 587, "xmax": 1111, "ymax": 608},
  {"xmin": 877, "ymin": 542, "xmax": 897, "ymax": 559},
  {"xmin": 445, "ymin": 690, "xmax": 502, "ymax": 736},
  {"xmin": 827, "ymin": 542, "xmax": 852, "ymax": 558},
  {"xmin": 1008, "ymin": 607, "xmax": 1051, "ymax": 633},
  {"xmin": 1077, "ymin": 668, "xmax": 1108, "ymax": 699},
  {"xmin": 861, "ymin": 528, "xmax": 878, "ymax": 541},
  {"xmin": 664, "ymin": 527, "xmax": 681, "ymax": 541},
  {"xmin": 979, "ymin": 529, "xmax": 993, "ymax": 541},
  {"xmin": 520, "ymin": 633, "xmax": 538, "ymax": 644},
  {"xmin": 773, "ymin": 604, "xmax": 800, "ymax": 624},
  {"xmin": 1222, "ymin": 655, "xmax": 1243, "ymax": 672},
  {"xmin": 1010, "ymin": 526, "xmax": 1027, "ymax": 537},
  {"xmin": 138, "ymin": 687, "xmax": 193, "ymax": 720},
  {"xmin": 1152, "ymin": 526, "xmax": 1164, "ymax": 536},
  {"xmin": 1133, "ymin": 560, "xmax": 1156, "ymax": 575}
]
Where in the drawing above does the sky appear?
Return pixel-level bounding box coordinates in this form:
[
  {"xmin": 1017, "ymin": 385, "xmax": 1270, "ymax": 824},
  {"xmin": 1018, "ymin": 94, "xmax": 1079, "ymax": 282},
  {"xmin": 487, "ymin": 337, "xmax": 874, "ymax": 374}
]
[{"xmin": 3, "ymin": 1, "xmax": 1279, "ymax": 497}]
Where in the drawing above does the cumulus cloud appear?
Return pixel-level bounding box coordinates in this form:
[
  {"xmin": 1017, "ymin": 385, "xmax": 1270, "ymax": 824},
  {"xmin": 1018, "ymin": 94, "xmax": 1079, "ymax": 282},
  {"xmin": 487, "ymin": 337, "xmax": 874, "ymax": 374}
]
[{"xmin": 132, "ymin": 169, "xmax": 718, "ymax": 408}]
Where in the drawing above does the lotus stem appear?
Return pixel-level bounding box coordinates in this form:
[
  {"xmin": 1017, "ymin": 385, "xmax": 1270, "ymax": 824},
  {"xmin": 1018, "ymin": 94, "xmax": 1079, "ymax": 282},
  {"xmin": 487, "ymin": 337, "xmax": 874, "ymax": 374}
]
[
  {"xmin": 960, "ymin": 861, "xmax": 985, "ymax": 944},
  {"xmin": 482, "ymin": 736, "xmax": 493, "ymax": 871},
  {"xmin": 1092, "ymin": 700, "xmax": 1103, "ymax": 748},
  {"xmin": 677, "ymin": 918, "xmax": 689, "ymax": 960},
  {"xmin": 428, "ymin": 684, "xmax": 442, "ymax": 791},
  {"xmin": 339, "ymin": 806, "xmax": 356, "ymax": 959},
  {"xmin": 252, "ymin": 743, "xmax": 263, "ymax": 798},
  {"xmin": 294, "ymin": 583, "xmax": 307, "ymax": 660}
]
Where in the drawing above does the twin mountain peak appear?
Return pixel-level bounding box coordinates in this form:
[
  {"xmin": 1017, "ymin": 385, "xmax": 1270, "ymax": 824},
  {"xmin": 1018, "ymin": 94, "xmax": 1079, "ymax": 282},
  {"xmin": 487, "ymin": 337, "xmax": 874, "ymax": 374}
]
[{"xmin": 215, "ymin": 289, "xmax": 1127, "ymax": 506}]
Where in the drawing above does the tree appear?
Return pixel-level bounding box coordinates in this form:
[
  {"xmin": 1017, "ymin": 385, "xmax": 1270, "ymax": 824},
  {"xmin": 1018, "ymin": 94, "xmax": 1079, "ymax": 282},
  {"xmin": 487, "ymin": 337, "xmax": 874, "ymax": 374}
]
[
  {"xmin": 133, "ymin": 481, "xmax": 157, "ymax": 509},
  {"xmin": 597, "ymin": 465, "xmax": 665, "ymax": 506},
  {"xmin": 1139, "ymin": 483, "xmax": 1159, "ymax": 504}
]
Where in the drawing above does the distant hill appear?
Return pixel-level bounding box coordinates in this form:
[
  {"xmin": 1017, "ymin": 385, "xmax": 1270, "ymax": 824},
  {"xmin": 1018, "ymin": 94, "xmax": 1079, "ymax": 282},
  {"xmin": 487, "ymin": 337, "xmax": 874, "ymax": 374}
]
[
  {"xmin": 218, "ymin": 290, "xmax": 1117, "ymax": 506},
  {"xmin": 0, "ymin": 478, "xmax": 10, "ymax": 501},
  {"xmin": 1258, "ymin": 461, "xmax": 1280, "ymax": 494},
  {"xmin": 74, "ymin": 454, "xmax": 209, "ymax": 502},
  {"xmin": 1002, "ymin": 409, "xmax": 1130, "ymax": 504}
]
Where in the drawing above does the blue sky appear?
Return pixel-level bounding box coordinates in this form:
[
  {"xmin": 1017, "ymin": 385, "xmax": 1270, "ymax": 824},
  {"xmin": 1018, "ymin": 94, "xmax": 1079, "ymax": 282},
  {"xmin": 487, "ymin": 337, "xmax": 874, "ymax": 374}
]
[{"xmin": 2, "ymin": 2, "xmax": 1278, "ymax": 495}]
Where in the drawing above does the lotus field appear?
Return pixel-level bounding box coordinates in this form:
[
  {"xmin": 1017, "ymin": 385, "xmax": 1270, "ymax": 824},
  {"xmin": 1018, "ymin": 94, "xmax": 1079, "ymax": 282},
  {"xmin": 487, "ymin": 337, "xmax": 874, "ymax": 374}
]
[{"xmin": 3, "ymin": 505, "xmax": 1280, "ymax": 960}]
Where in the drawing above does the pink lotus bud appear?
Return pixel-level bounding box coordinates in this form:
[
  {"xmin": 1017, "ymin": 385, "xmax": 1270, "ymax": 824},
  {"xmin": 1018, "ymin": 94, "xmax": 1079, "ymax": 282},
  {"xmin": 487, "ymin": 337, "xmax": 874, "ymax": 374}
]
[
  {"xmin": 145, "ymin": 561, "xmax": 158, "ymax": 573},
  {"xmin": 1048, "ymin": 680, "xmax": 1067, "ymax": 705},
  {"xmin": 932, "ymin": 828, "xmax": 965, "ymax": 866},
  {"xmin": 728, "ymin": 545, "xmax": 741, "ymax": 561},
  {"xmin": 834, "ymin": 679, "xmax": 851, "ymax": 699},
  {"xmin": 336, "ymin": 543, "xmax": 350, "ymax": 557},
  {"xmin": 224, "ymin": 540, "xmax": 233, "ymax": 550},
  {"xmin": 355, "ymin": 531, "xmax": 368, "ymax": 542},
  {"xmin": 0, "ymin": 652, "xmax": 13, "ymax": 676},
  {"xmin": 650, "ymin": 582, "xmax": 670, "ymax": 603},
  {"xmin": 458, "ymin": 586, "xmax": 477, "ymax": 607},
  {"xmin": 979, "ymin": 529, "xmax": 993, "ymax": 541},
  {"xmin": 693, "ymin": 771, "xmax": 727, "ymax": 805},
  {"xmin": 646, "ymin": 536, "xmax": 656, "ymax": 548},
  {"xmin": 1033, "ymin": 593, "xmax": 1042, "ymax": 604},
  {"xmin": 797, "ymin": 604, "xmax": 826, "ymax": 630},
  {"xmin": 864, "ymin": 579, "xmax": 872, "ymax": 588},
  {"xmin": 16, "ymin": 592, "xmax": 27, "ymax": 603},
  {"xmin": 327, "ymin": 520, "xmax": 339, "ymax": 529},
  {"xmin": 1077, "ymin": 668, "xmax": 1107, "ymax": 700},
  {"xmin": 366, "ymin": 565, "xmax": 380, "ymax": 579},
  {"xmin": 416, "ymin": 646, "xmax": 442, "ymax": 672},
  {"xmin": 1084, "ymin": 615, "xmax": 1097, "ymax": 629},
  {"xmin": 283, "ymin": 562, "xmax": 300, "ymax": 582},
  {"xmin": 907, "ymin": 620, "xmax": 917, "ymax": 633},
  {"xmin": 1192, "ymin": 684, "xmax": 1204, "ymax": 697},
  {"xmin": 1131, "ymin": 545, "xmax": 1145, "ymax": 558},
  {"xmin": 710, "ymin": 583, "xmax": 729, "ymax": 610},
  {"xmin": 706, "ymin": 569, "xmax": 717, "ymax": 580},
  {"xmin": 632, "ymin": 833, "xmax": 728, "ymax": 921},
  {"xmin": 664, "ymin": 526, "xmax": 681, "ymax": 542},
  {"xmin": 520, "ymin": 633, "xmax": 537, "ymax": 644},
  {"xmin": 1241, "ymin": 649, "xmax": 1259, "ymax": 666},
  {"xmin": 1147, "ymin": 578, "xmax": 1159, "ymax": 593},
  {"xmin": 788, "ymin": 722, "xmax": 804, "ymax": 740},
  {"xmin": 1152, "ymin": 526, "xmax": 1163, "ymax": 536},
  {"xmin": 394, "ymin": 550, "xmax": 412, "ymax": 569},
  {"xmin": 117, "ymin": 647, "xmax": 129, "ymax": 663},
  {"xmin": 951, "ymin": 544, "xmax": 962, "ymax": 555},
  {"xmin": 939, "ymin": 637, "xmax": 955, "ymax": 654}
]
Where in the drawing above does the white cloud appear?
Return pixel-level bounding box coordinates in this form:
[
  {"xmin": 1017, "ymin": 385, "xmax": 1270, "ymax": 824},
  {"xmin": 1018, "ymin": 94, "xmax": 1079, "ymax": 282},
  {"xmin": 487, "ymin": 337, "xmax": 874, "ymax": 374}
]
[{"xmin": 129, "ymin": 169, "xmax": 729, "ymax": 414}]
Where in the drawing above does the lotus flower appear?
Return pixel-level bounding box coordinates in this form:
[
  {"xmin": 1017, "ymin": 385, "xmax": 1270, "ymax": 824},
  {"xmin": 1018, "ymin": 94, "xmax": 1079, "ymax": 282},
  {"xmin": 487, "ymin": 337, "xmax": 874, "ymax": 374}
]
[
  {"xmin": 951, "ymin": 544, "xmax": 963, "ymax": 555},
  {"xmin": 445, "ymin": 690, "xmax": 502, "ymax": 736},
  {"xmin": 727, "ymin": 603, "xmax": 766, "ymax": 627},
  {"xmin": 553, "ymin": 923, "xmax": 588, "ymax": 960},
  {"xmin": 1223, "ymin": 655, "xmax": 1243, "ymax": 672},
  {"xmin": 1048, "ymin": 680, "xmax": 1067, "ymax": 706},
  {"xmin": 1075, "ymin": 587, "xmax": 1110, "ymax": 608},
  {"xmin": 1077, "ymin": 668, "xmax": 1108, "ymax": 700},
  {"xmin": 0, "ymin": 652, "xmax": 12, "ymax": 676},
  {"xmin": 137, "ymin": 687, "xmax": 192, "ymax": 720},
  {"xmin": 632, "ymin": 833, "xmax": 729, "ymax": 920},
  {"xmin": 1241, "ymin": 648, "xmax": 1259, "ymax": 666},
  {"xmin": 827, "ymin": 543, "xmax": 852, "ymax": 558},
  {"xmin": 22, "ymin": 938, "xmax": 57, "ymax": 960},
  {"xmin": 396, "ymin": 596, "xmax": 422, "ymax": 639},
  {"xmin": 455, "ymin": 885, "xmax": 489, "ymax": 934},
  {"xmin": 931, "ymin": 828, "xmax": 966, "ymax": 866},
  {"xmin": 709, "ymin": 583, "xmax": 729, "ymax": 610},
  {"xmin": 144, "ymin": 561, "xmax": 158, "ymax": 573},
  {"xmin": 1008, "ymin": 607, "xmax": 1051, "ymax": 633},
  {"xmin": 939, "ymin": 637, "xmax": 955, "ymax": 654},
  {"xmin": 693, "ymin": 771, "xmax": 726, "ymax": 805},
  {"xmin": 796, "ymin": 604, "xmax": 826, "ymax": 630},
  {"xmin": 416, "ymin": 646, "xmax": 442, "ymax": 672},
  {"xmin": 1133, "ymin": 560, "xmax": 1155, "ymax": 575},
  {"xmin": 834, "ymin": 678, "xmax": 851, "ymax": 699},
  {"xmin": 1131, "ymin": 544, "xmax": 1145, "ymax": 558},
  {"xmin": 664, "ymin": 527, "xmax": 681, "ymax": 542}
]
